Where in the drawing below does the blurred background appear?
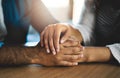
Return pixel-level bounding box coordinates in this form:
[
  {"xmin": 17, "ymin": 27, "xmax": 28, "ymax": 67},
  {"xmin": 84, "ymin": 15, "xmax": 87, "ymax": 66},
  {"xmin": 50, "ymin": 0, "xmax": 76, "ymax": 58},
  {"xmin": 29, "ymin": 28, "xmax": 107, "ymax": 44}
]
[
  {"xmin": 26, "ymin": 0, "xmax": 84, "ymax": 46},
  {"xmin": 41, "ymin": 0, "xmax": 83, "ymax": 23}
]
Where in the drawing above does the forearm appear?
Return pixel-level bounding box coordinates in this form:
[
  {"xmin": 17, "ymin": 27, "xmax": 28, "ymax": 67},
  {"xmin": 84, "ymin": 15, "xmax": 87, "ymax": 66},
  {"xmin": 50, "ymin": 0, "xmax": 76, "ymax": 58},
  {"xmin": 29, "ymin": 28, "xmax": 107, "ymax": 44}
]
[
  {"xmin": 31, "ymin": 0, "xmax": 58, "ymax": 32},
  {"xmin": 0, "ymin": 45, "xmax": 44, "ymax": 66}
]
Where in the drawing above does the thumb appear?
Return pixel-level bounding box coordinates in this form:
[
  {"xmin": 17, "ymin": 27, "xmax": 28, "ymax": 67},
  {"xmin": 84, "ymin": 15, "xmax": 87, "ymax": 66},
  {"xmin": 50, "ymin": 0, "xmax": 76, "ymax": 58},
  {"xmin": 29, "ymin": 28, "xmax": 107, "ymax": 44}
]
[{"xmin": 60, "ymin": 31, "xmax": 69, "ymax": 44}]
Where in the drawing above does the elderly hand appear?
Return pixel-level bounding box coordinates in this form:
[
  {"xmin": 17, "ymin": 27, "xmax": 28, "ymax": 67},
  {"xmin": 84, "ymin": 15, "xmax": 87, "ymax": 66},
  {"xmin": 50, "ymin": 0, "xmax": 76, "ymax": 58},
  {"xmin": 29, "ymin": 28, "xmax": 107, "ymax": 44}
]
[{"xmin": 31, "ymin": 42, "xmax": 84, "ymax": 66}]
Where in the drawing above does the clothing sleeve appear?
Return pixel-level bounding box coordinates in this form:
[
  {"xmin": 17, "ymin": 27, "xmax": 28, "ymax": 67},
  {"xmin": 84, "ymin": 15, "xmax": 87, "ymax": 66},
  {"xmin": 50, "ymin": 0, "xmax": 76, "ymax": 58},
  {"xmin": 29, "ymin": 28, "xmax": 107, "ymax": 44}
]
[
  {"xmin": 72, "ymin": 0, "xmax": 95, "ymax": 45},
  {"xmin": 106, "ymin": 44, "xmax": 120, "ymax": 63},
  {"xmin": 0, "ymin": 0, "xmax": 6, "ymax": 41},
  {"xmin": 2, "ymin": 0, "xmax": 32, "ymax": 25},
  {"xmin": 72, "ymin": 0, "xmax": 120, "ymax": 64},
  {"xmin": 74, "ymin": 25, "xmax": 120, "ymax": 64},
  {"xmin": 2, "ymin": 0, "xmax": 33, "ymax": 44}
]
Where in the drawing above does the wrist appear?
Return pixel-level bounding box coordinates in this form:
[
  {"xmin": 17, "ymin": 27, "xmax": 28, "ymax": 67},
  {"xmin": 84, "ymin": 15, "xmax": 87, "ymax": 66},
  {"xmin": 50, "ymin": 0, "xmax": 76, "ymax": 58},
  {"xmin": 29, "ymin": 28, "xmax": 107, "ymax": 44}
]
[
  {"xmin": 26, "ymin": 46, "xmax": 44, "ymax": 64},
  {"xmin": 30, "ymin": 46, "xmax": 51, "ymax": 66},
  {"xmin": 84, "ymin": 47, "xmax": 111, "ymax": 62}
]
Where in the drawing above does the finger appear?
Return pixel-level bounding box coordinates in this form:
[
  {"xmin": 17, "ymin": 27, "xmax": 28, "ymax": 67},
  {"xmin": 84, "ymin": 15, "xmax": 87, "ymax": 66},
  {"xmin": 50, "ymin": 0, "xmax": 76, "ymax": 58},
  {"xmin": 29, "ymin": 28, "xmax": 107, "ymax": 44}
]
[
  {"xmin": 48, "ymin": 26, "xmax": 56, "ymax": 55},
  {"xmin": 44, "ymin": 29, "xmax": 50, "ymax": 53},
  {"xmin": 69, "ymin": 36, "xmax": 78, "ymax": 41},
  {"xmin": 62, "ymin": 55, "xmax": 83, "ymax": 62},
  {"xmin": 53, "ymin": 24, "xmax": 69, "ymax": 52},
  {"xmin": 53, "ymin": 25, "xmax": 62, "ymax": 52},
  {"xmin": 62, "ymin": 40, "xmax": 81, "ymax": 47},
  {"xmin": 58, "ymin": 61, "xmax": 78, "ymax": 66},
  {"xmin": 40, "ymin": 30, "xmax": 45, "ymax": 47},
  {"xmin": 63, "ymin": 46, "xmax": 84, "ymax": 55},
  {"xmin": 64, "ymin": 51, "xmax": 81, "ymax": 55}
]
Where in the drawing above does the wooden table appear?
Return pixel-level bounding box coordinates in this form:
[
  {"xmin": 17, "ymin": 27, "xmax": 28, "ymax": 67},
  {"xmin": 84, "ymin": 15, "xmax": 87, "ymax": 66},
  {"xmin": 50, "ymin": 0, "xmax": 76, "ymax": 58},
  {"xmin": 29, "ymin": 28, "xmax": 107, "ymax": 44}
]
[{"xmin": 0, "ymin": 63, "xmax": 120, "ymax": 78}]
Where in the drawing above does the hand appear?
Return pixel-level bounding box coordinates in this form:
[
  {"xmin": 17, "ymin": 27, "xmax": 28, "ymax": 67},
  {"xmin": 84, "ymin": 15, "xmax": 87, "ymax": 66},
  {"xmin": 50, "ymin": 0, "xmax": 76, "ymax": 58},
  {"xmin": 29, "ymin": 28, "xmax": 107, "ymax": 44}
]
[
  {"xmin": 61, "ymin": 36, "xmax": 83, "ymax": 47},
  {"xmin": 31, "ymin": 44, "xmax": 84, "ymax": 66},
  {"xmin": 40, "ymin": 23, "xmax": 83, "ymax": 55}
]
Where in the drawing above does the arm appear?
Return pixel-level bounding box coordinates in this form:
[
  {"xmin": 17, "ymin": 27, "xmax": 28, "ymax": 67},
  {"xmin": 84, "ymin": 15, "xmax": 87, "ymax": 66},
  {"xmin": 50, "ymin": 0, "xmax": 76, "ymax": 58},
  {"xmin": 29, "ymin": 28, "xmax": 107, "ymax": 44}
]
[
  {"xmin": 0, "ymin": 45, "xmax": 42, "ymax": 66},
  {"xmin": 31, "ymin": 0, "xmax": 58, "ymax": 33},
  {"xmin": 0, "ymin": 41, "xmax": 83, "ymax": 66}
]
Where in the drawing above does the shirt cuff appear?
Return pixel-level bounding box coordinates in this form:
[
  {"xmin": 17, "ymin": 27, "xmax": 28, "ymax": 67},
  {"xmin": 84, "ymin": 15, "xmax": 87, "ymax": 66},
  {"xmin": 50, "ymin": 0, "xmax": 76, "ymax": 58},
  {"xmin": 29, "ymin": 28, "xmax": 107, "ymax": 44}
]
[{"xmin": 106, "ymin": 44, "xmax": 120, "ymax": 64}]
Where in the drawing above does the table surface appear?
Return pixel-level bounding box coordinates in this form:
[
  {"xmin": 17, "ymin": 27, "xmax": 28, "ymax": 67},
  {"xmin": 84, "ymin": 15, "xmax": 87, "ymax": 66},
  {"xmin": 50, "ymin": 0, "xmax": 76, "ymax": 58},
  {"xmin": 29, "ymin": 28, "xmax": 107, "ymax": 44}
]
[{"xmin": 0, "ymin": 63, "xmax": 120, "ymax": 78}]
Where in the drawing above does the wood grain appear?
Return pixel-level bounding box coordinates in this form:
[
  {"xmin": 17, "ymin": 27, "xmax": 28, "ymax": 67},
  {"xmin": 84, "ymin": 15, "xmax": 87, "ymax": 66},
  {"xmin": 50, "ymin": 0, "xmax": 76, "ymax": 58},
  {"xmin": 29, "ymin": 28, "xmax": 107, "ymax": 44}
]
[{"xmin": 0, "ymin": 63, "xmax": 119, "ymax": 78}]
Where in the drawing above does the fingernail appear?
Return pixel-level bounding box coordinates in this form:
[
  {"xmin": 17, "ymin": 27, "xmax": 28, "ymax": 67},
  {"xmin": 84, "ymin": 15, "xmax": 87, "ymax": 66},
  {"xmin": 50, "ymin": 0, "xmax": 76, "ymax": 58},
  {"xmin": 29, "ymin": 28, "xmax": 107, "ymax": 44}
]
[
  {"xmin": 53, "ymin": 51, "xmax": 56, "ymax": 55},
  {"xmin": 47, "ymin": 49, "xmax": 50, "ymax": 53}
]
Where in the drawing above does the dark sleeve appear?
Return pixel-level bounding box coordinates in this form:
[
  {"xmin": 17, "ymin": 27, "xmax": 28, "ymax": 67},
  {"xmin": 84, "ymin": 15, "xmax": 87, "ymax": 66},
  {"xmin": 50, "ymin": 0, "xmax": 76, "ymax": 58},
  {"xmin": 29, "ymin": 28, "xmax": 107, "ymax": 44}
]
[
  {"xmin": 2, "ymin": 0, "xmax": 33, "ymax": 44},
  {"xmin": 2, "ymin": 0, "xmax": 32, "ymax": 26}
]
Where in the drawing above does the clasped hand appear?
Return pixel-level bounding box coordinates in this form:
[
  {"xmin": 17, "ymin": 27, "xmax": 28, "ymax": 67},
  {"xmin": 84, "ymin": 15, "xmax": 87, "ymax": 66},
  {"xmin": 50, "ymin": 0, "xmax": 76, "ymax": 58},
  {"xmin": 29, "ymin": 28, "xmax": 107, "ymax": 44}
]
[{"xmin": 36, "ymin": 23, "xmax": 87, "ymax": 66}]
